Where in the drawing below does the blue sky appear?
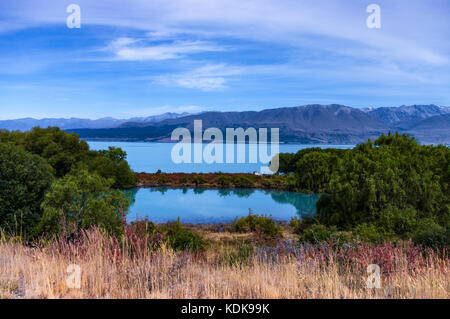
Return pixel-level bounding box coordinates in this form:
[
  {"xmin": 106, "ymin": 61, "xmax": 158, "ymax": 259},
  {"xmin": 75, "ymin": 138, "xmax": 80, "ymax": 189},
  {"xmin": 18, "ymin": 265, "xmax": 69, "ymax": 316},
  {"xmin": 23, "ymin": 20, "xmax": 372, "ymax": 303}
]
[{"xmin": 0, "ymin": 0, "xmax": 449, "ymax": 120}]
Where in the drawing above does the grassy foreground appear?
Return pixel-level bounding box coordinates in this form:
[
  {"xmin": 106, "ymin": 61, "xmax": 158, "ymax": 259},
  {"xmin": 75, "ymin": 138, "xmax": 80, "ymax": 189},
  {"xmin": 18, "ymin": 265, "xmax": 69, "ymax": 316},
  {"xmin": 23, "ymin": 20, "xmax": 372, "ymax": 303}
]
[{"xmin": 0, "ymin": 227, "xmax": 448, "ymax": 299}]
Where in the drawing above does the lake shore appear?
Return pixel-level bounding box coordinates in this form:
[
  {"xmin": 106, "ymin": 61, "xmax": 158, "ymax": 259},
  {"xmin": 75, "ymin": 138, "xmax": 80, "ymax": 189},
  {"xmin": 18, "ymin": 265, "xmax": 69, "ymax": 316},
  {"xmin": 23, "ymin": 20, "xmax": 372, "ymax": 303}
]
[{"xmin": 135, "ymin": 172, "xmax": 290, "ymax": 190}]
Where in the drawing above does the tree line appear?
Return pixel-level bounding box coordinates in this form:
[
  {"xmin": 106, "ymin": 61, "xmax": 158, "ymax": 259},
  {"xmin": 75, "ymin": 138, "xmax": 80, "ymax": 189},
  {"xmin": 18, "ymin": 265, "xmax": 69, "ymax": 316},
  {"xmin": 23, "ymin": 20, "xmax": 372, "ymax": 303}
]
[
  {"xmin": 278, "ymin": 132, "xmax": 449, "ymax": 250},
  {"xmin": 0, "ymin": 127, "xmax": 136, "ymax": 239}
]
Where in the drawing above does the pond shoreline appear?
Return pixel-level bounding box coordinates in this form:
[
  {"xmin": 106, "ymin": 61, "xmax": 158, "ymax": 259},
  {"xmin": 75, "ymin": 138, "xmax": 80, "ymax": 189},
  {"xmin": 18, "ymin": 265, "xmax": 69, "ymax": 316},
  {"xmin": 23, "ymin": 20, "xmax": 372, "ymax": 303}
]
[{"xmin": 135, "ymin": 172, "xmax": 290, "ymax": 190}]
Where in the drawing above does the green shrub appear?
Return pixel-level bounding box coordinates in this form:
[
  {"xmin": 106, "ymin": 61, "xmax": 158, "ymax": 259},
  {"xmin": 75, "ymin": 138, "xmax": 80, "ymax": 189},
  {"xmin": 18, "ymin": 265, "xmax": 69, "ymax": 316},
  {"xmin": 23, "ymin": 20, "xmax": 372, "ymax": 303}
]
[
  {"xmin": 233, "ymin": 210, "xmax": 283, "ymax": 241},
  {"xmin": 289, "ymin": 217, "xmax": 302, "ymax": 232},
  {"xmin": 160, "ymin": 220, "xmax": 208, "ymax": 252},
  {"xmin": 376, "ymin": 207, "xmax": 418, "ymax": 238},
  {"xmin": 298, "ymin": 224, "xmax": 350, "ymax": 244},
  {"xmin": 0, "ymin": 127, "xmax": 136, "ymax": 189},
  {"xmin": 289, "ymin": 217, "xmax": 318, "ymax": 235},
  {"xmin": 232, "ymin": 176, "xmax": 253, "ymax": 187},
  {"xmin": 157, "ymin": 175, "xmax": 169, "ymax": 184},
  {"xmin": 192, "ymin": 175, "xmax": 206, "ymax": 186},
  {"xmin": 412, "ymin": 219, "xmax": 450, "ymax": 251},
  {"xmin": 0, "ymin": 143, "xmax": 54, "ymax": 237},
  {"xmin": 313, "ymin": 133, "xmax": 449, "ymax": 242},
  {"xmin": 218, "ymin": 175, "xmax": 232, "ymax": 186},
  {"xmin": 85, "ymin": 147, "xmax": 137, "ymax": 188},
  {"xmin": 352, "ymin": 223, "xmax": 393, "ymax": 243},
  {"xmin": 38, "ymin": 169, "xmax": 131, "ymax": 238}
]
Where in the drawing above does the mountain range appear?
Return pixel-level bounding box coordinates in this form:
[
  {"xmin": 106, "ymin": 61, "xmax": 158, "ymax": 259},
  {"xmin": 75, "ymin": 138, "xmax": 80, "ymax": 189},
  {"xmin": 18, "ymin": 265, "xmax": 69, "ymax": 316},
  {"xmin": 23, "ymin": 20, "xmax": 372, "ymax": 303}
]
[
  {"xmin": 0, "ymin": 112, "xmax": 190, "ymax": 131},
  {"xmin": 1, "ymin": 105, "xmax": 449, "ymax": 144}
]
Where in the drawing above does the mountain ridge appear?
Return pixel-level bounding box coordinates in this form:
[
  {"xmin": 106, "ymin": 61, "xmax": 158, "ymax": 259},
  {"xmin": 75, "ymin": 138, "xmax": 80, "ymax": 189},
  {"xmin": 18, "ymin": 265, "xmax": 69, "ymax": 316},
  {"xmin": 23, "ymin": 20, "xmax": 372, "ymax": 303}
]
[
  {"xmin": 70, "ymin": 104, "xmax": 450, "ymax": 144},
  {"xmin": 0, "ymin": 112, "xmax": 190, "ymax": 131},
  {"xmin": 2, "ymin": 105, "xmax": 449, "ymax": 144}
]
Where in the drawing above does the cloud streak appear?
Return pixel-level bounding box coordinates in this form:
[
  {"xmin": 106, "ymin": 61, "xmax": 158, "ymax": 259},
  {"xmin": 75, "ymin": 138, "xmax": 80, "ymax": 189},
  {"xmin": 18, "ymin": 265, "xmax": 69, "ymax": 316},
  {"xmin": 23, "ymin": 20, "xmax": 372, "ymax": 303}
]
[
  {"xmin": 107, "ymin": 38, "xmax": 225, "ymax": 61},
  {"xmin": 1, "ymin": 0, "xmax": 449, "ymax": 118},
  {"xmin": 155, "ymin": 64, "xmax": 242, "ymax": 91}
]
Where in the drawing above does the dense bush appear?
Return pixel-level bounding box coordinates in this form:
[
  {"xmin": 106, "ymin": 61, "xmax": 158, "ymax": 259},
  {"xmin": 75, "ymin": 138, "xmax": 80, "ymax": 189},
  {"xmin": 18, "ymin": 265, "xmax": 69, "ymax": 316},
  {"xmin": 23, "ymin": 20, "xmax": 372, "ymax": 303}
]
[
  {"xmin": 0, "ymin": 127, "xmax": 89, "ymax": 177},
  {"xmin": 0, "ymin": 143, "xmax": 54, "ymax": 236},
  {"xmin": 0, "ymin": 127, "xmax": 136, "ymax": 188},
  {"xmin": 0, "ymin": 127, "xmax": 137, "ymax": 238},
  {"xmin": 233, "ymin": 210, "xmax": 283, "ymax": 242},
  {"xmin": 38, "ymin": 169, "xmax": 131, "ymax": 237},
  {"xmin": 297, "ymin": 224, "xmax": 351, "ymax": 244},
  {"xmin": 160, "ymin": 220, "xmax": 208, "ymax": 252},
  {"xmin": 412, "ymin": 219, "xmax": 449, "ymax": 252},
  {"xmin": 278, "ymin": 133, "xmax": 449, "ymax": 249},
  {"xmin": 317, "ymin": 134, "xmax": 449, "ymax": 237},
  {"xmin": 278, "ymin": 148, "xmax": 346, "ymax": 192},
  {"xmin": 81, "ymin": 147, "xmax": 136, "ymax": 188}
]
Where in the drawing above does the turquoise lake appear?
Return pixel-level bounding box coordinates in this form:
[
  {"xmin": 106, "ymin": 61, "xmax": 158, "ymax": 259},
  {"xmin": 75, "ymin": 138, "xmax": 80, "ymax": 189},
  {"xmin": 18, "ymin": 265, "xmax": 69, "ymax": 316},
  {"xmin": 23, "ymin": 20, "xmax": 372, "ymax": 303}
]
[
  {"xmin": 88, "ymin": 142, "xmax": 352, "ymax": 223},
  {"xmin": 125, "ymin": 187, "xmax": 320, "ymax": 223},
  {"xmin": 88, "ymin": 141, "xmax": 353, "ymax": 173}
]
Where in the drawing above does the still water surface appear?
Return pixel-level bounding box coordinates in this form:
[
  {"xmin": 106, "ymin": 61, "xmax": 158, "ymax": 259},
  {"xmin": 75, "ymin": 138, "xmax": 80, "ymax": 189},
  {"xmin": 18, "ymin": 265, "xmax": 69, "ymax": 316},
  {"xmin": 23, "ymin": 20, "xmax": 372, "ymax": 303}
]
[
  {"xmin": 88, "ymin": 141, "xmax": 353, "ymax": 173},
  {"xmin": 88, "ymin": 142, "xmax": 351, "ymax": 223},
  {"xmin": 125, "ymin": 187, "xmax": 320, "ymax": 223}
]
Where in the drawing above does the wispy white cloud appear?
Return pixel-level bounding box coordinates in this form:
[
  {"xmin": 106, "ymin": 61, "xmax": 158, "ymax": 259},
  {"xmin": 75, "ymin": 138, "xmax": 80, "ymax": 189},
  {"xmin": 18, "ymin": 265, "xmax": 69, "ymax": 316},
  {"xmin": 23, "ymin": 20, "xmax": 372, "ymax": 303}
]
[
  {"xmin": 106, "ymin": 38, "xmax": 225, "ymax": 61},
  {"xmin": 1, "ymin": 0, "xmax": 450, "ymax": 118},
  {"xmin": 3, "ymin": 0, "xmax": 448, "ymax": 65},
  {"xmin": 154, "ymin": 64, "xmax": 242, "ymax": 91}
]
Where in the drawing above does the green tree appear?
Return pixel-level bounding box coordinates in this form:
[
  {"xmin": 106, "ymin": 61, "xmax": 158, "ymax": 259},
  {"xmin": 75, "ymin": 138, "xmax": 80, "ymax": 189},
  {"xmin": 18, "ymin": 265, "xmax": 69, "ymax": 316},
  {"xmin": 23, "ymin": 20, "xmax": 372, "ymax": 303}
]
[
  {"xmin": 316, "ymin": 133, "xmax": 449, "ymax": 240},
  {"xmin": 81, "ymin": 147, "xmax": 137, "ymax": 188},
  {"xmin": 0, "ymin": 127, "xmax": 136, "ymax": 188},
  {"xmin": 0, "ymin": 143, "xmax": 54, "ymax": 236},
  {"xmin": 38, "ymin": 169, "xmax": 131, "ymax": 237}
]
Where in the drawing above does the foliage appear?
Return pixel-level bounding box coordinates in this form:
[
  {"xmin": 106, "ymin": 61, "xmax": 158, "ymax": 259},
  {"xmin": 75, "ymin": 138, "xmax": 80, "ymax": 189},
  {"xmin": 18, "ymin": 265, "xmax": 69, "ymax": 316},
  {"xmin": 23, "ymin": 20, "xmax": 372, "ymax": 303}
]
[
  {"xmin": 278, "ymin": 148, "xmax": 346, "ymax": 192},
  {"xmin": 298, "ymin": 224, "xmax": 351, "ymax": 245},
  {"xmin": 156, "ymin": 174, "xmax": 169, "ymax": 184},
  {"xmin": 81, "ymin": 146, "xmax": 137, "ymax": 188},
  {"xmin": 232, "ymin": 175, "xmax": 254, "ymax": 187},
  {"xmin": 192, "ymin": 175, "xmax": 206, "ymax": 186},
  {"xmin": 412, "ymin": 219, "xmax": 450, "ymax": 252},
  {"xmin": 277, "ymin": 152, "xmax": 297, "ymax": 174},
  {"xmin": 159, "ymin": 220, "xmax": 208, "ymax": 252},
  {"xmin": 38, "ymin": 169, "xmax": 131, "ymax": 237},
  {"xmin": 352, "ymin": 223, "xmax": 393, "ymax": 244},
  {"xmin": 233, "ymin": 210, "xmax": 283, "ymax": 242},
  {"xmin": 217, "ymin": 174, "xmax": 232, "ymax": 186},
  {"xmin": 0, "ymin": 127, "xmax": 136, "ymax": 188},
  {"xmin": 278, "ymin": 133, "xmax": 449, "ymax": 246},
  {"xmin": 316, "ymin": 134, "xmax": 449, "ymax": 235},
  {"xmin": 0, "ymin": 143, "xmax": 54, "ymax": 236}
]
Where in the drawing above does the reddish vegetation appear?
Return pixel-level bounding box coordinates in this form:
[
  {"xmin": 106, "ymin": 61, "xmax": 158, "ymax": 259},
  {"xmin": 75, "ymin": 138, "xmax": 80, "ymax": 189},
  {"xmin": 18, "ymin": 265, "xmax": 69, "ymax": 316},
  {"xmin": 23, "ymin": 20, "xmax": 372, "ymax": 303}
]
[
  {"xmin": 1, "ymin": 228, "xmax": 448, "ymax": 298},
  {"xmin": 135, "ymin": 172, "xmax": 289, "ymax": 189}
]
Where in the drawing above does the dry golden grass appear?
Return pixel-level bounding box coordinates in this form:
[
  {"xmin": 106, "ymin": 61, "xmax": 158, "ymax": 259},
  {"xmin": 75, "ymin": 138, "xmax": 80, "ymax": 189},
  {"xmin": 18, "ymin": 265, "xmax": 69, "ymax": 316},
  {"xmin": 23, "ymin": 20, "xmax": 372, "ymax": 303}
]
[{"xmin": 0, "ymin": 228, "xmax": 448, "ymax": 299}]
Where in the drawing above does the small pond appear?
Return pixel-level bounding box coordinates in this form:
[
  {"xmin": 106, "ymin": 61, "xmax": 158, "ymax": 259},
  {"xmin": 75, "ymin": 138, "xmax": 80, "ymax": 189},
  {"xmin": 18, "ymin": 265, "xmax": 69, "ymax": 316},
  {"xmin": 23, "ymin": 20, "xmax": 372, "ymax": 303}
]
[{"xmin": 125, "ymin": 187, "xmax": 320, "ymax": 224}]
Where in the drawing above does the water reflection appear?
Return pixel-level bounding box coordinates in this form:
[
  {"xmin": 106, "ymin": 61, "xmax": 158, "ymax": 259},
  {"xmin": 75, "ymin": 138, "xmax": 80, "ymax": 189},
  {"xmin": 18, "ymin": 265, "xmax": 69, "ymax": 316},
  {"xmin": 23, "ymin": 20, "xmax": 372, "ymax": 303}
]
[
  {"xmin": 125, "ymin": 187, "xmax": 320, "ymax": 223},
  {"xmin": 269, "ymin": 191, "xmax": 319, "ymax": 218}
]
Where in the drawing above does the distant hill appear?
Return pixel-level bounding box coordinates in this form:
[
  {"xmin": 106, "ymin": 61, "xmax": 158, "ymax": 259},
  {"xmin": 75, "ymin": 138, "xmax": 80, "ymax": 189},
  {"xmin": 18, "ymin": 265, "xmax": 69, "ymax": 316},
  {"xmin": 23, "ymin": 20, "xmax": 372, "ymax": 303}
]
[
  {"xmin": 4, "ymin": 105, "xmax": 448, "ymax": 144},
  {"xmin": 0, "ymin": 112, "xmax": 190, "ymax": 131},
  {"xmin": 70, "ymin": 104, "xmax": 392, "ymax": 144},
  {"xmin": 363, "ymin": 104, "xmax": 450, "ymax": 128},
  {"xmin": 405, "ymin": 114, "xmax": 450, "ymax": 144}
]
